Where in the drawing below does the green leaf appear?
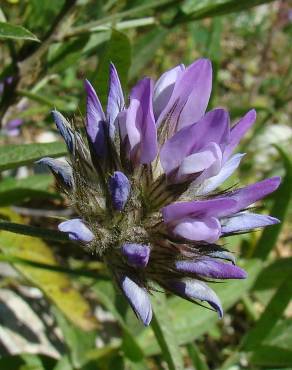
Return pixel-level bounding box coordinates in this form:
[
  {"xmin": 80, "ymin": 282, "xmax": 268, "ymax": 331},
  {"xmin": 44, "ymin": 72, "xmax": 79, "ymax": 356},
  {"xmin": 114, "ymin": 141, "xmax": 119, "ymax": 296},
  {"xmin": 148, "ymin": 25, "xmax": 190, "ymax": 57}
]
[
  {"xmin": 0, "ymin": 21, "xmax": 39, "ymax": 41},
  {"xmin": 0, "ymin": 354, "xmax": 56, "ymax": 370},
  {"xmin": 253, "ymin": 146, "xmax": 292, "ymax": 259},
  {"xmin": 253, "ymin": 257, "xmax": 292, "ymax": 291},
  {"xmin": 186, "ymin": 343, "xmax": 209, "ymax": 370},
  {"xmin": 264, "ymin": 319, "xmax": 292, "ymax": 350},
  {"xmin": 0, "ymin": 220, "xmax": 69, "ymax": 242},
  {"xmin": 0, "ymin": 174, "xmax": 58, "ymax": 206},
  {"xmin": 242, "ymin": 269, "xmax": 292, "ymax": 351},
  {"xmin": 0, "ymin": 208, "xmax": 98, "ymax": 331},
  {"xmin": 250, "ymin": 346, "xmax": 292, "ymax": 367},
  {"xmin": 180, "ymin": 0, "xmax": 277, "ymax": 19},
  {"xmin": 129, "ymin": 26, "xmax": 168, "ymax": 80},
  {"xmin": 151, "ymin": 294, "xmax": 184, "ymax": 370},
  {"xmin": 0, "ymin": 142, "xmax": 67, "ymax": 171},
  {"xmin": 93, "ymin": 29, "xmax": 131, "ymax": 107},
  {"xmin": 53, "ymin": 308, "xmax": 97, "ymax": 368},
  {"xmin": 53, "ymin": 356, "xmax": 73, "ymax": 370}
]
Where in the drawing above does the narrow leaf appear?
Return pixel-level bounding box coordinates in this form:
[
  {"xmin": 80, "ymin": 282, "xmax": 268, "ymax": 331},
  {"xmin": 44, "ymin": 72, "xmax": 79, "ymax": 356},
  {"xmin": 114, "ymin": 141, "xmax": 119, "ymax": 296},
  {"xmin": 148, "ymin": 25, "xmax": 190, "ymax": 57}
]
[
  {"xmin": 253, "ymin": 146, "xmax": 292, "ymax": 259},
  {"xmin": 180, "ymin": 0, "xmax": 277, "ymax": 19},
  {"xmin": 0, "ymin": 142, "xmax": 67, "ymax": 171},
  {"xmin": 186, "ymin": 343, "xmax": 209, "ymax": 370},
  {"xmin": 0, "ymin": 21, "xmax": 39, "ymax": 41},
  {"xmin": 151, "ymin": 293, "xmax": 184, "ymax": 370},
  {"xmin": 242, "ymin": 269, "xmax": 292, "ymax": 350}
]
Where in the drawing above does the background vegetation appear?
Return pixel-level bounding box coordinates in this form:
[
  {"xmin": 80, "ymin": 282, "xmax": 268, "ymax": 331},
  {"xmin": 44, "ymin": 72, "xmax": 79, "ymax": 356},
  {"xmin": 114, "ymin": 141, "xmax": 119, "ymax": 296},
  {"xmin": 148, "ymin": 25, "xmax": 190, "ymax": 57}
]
[{"xmin": 0, "ymin": 0, "xmax": 291, "ymax": 369}]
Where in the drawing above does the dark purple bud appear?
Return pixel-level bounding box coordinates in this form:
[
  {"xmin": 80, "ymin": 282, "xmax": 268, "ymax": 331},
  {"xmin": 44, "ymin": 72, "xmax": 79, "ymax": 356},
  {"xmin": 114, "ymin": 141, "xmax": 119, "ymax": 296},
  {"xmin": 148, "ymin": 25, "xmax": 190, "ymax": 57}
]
[
  {"xmin": 122, "ymin": 243, "xmax": 150, "ymax": 268},
  {"xmin": 109, "ymin": 171, "xmax": 130, "ymax": 211},
  {"xmin": 175, "ymin": 258, "xmax": 247, "ymax": 279},
  {"xmin": 118, "ymin": 275, "xmax": 152, "ymax": 326},
  {"xmin": 37, "ymin": 157, "xmax": 73, "ymax": 189},
  {"xmin": 58, "ymin": 219, "xmax": 94, "ymax": 243},
  {"xmin": 168, "ymin": 278, "xmax": 223, "ymax": 318},
  {"xmin": 52, "ymin": 110, "xmax": 75, "ymax": 154}
]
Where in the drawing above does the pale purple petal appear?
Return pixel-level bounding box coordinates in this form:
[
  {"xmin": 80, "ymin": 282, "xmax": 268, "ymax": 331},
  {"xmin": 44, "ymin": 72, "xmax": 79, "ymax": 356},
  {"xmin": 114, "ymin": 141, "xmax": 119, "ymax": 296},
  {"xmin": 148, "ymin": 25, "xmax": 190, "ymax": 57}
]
[
  {"xmin": 223, "ymin": 109, "xmax": 256, "ymax": 161},
  {"xmin": 52, "ymin": 110, "xmax": 74, "ymax": 153},
  {"xmin": 58, "ymin": 219, "xmax": 94, "ymax": 243},
  {"xmin": 177, "ymin": 142, "xmax": 222, "ymax": 180},
  {"xmin": 121, "ymin": 243, "xmax": 150, "ymax": 268},
  {"xmin": 160, "ymin": 109, "xmax": 229, "ymax": 179},
  {"xmin": 121, "ymin": 78, "xmax": 157, "ymax": 164},
  {"xmin": 195, "ymin": 153, "xmax": 245, "ymax": 195},
  {"xmin": 169, "ymin": 279, "xmax": 223, "ymax": 318},
  {"xmin": 221, "ymin": 212, "xmax": 280, "ymax": 234},
  {"xmin": 157, "ymin": 58, "xmax": 212, "ymax": 131},
  {"xmin": 6, "ymin": 118, "xmax": 23, "ymax": 129},
  {"xmin": 119, "ymin": 275, "xmax": 152, "ymax": 326},
  {"xmin": 153, "ymin": 64, "xmax": 185, "ymax": 120},
  {"xmin": 162, "ymin": 198, "xmax": 237, "ymax": 223},
  {"xmin": 172, "ymin": 216, "xmax": 221, "ymax": 243},
  {"xmin": 175, "ymin": 258, "xmax": 247, "ymax": 279},
  {"xmin": 37, "ymin": 157, "xmax": 73, "ymax": 189},
  {"xmin": 108, "ymin": 171, "xmax": 130, "ymax": 211},
  {"xmin": 107, "ymin": 63, "xmax": 124, "ymax": 137},
  {"xmin": 84, "ymin": 79, "xmax": 107, "ymax": 157},
  {"xmin": 229, "ymin": 177, "xmax": 281, "ymax": 213}
]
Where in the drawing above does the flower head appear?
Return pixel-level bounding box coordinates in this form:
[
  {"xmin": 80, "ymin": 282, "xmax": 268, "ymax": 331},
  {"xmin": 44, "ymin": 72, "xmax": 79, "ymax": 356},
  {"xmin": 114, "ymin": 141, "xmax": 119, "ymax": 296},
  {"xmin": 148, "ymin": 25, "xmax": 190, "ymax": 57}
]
[{"xmin": 39, "ymin": 59, "xmax": 280, "ymax": 325}]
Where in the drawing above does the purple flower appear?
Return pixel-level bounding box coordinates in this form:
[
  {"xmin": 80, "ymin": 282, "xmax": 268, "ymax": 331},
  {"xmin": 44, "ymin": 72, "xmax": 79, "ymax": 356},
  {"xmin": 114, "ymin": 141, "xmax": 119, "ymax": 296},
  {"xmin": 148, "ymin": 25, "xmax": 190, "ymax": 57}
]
[
  {"xmin": 162, "ymin": 177, "xmax": 280, "ymax": 243},
  {"xmin": 41, "ymin": 59, "xmax": 280, "ymax": 325}
]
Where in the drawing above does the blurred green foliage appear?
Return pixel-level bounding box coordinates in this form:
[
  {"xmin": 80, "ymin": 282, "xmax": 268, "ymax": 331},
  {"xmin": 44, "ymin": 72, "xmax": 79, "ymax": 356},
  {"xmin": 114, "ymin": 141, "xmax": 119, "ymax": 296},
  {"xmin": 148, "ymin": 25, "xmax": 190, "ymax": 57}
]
[{"xmin": 0, "ymin": 0, "xmax": 291, "ymax": 369}]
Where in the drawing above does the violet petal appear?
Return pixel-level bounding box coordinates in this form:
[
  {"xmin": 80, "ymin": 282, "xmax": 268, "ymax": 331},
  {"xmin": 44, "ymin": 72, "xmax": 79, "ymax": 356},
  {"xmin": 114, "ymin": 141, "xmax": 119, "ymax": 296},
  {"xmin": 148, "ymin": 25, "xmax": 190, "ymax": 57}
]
[
  {"xmin": 229, "ymin": 177, "xmax": 281, "ymax": 213},
  {"xmin": 153, "ymin": 64, "xmax": 185, "ymax": 120},
  {"xmin": 175, "ymin": 258, "xmax": 247, "ymax": 279},
  {"xmin": 162, "ymin": 198, "xmax": 237, "ymax": 223},
  {"xmin": 172, "ymin": 216, "xmax": 221, "ymax": 243},
  {"xmin": 52, "ymin": 110, "xmax": 75, "ymax": 153},
  {"xmin": 169, "ymin": 279, "xmax": 223, "ymax": 318},
  {"xmin": 195, "ymin": 153, "xmax": 245, "ymax": 196},
  {"xmin": 160, "ymin": 109, "xmax": 229, "ymax": 179},
  {"xmin": 221, "ymin": 211, "xmax": 280, "ymax": 234},
  {"xmin": 157, "ymin": 58, "xmax": 212, "ymax": 131},
  {"xmin": 121, "ymin": 78, "xmax": 157, "ymax": 164},
  {"xmin": 84, "ymin": 79, "xmax": 107, "ymax": 157},
  {"xmin": 223, "ymin": 109, "xmax": 256, "ymax": 161},
  {"xmin": 119, "ymin": 275, "xmax": 152, "ymax": 326},
  {"xmin": 58, "ymin": 219, "xmax": 94, "ymax": 243},
  {"xmin": 37, "ymin": 157, "xmax": 73, "ymax": 189},
  {"xmin": 107, "ymin": 63, "xmax": 124, "ymax": 137}
]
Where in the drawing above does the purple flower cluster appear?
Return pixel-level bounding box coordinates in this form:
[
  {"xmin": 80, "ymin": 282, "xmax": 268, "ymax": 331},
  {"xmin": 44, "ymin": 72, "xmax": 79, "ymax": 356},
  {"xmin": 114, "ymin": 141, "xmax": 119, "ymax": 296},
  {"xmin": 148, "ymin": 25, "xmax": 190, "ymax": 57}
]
[{"xmin": 39, "ymin": 59, "xmax": 280, "ymax": 326}]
